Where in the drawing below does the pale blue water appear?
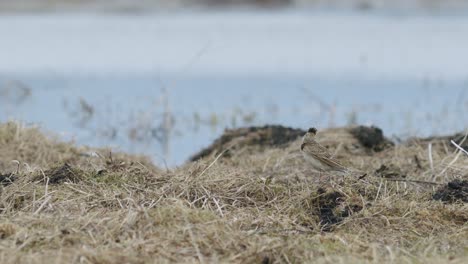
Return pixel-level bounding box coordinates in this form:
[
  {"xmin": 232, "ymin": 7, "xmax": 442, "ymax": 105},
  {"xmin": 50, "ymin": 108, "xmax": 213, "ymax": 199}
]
[
  {"xmin": 1, "ymin": 11, "xmax": 468, "ymax": 166},
  {"xmin": 1, "ymin": 73, "xmax": 467, "ymax": 166}
]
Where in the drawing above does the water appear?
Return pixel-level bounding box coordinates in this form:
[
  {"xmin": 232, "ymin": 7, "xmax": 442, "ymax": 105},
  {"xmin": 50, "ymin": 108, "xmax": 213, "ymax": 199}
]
[{"xmin": 1, "ymin": 11, "xmax": 468, "ymax": 166}]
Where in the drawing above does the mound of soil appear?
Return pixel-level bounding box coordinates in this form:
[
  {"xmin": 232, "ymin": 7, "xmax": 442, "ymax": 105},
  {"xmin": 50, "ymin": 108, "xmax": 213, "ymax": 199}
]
[
  {"xmin": 311, "ymin": 188, "xmax": 363, "ymax": 232},
  {"xmin": 34, "ymin": 163, "xmax": 82, "ymax": 184},
  {"xmin": 349, "ymin": 125, "xmax": 394, "ymax": 152},
  {"xmin": 189, "ymin": 125, "xmax": 305, "ymax": 161},
  {"xmin": 190, "ymin": 125, "xmax": 396, "ymax": 161},
  {"xmin": 433, "ymin": 180, "xmax": 468, "ymax": 203}
]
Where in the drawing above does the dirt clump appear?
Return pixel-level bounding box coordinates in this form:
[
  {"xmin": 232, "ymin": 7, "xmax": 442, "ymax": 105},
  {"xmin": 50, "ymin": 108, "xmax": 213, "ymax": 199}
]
[
  {"xmin": 433, "ymin": 180, "xmax": 468, "ymax": 203},
  {"xmin": 0, "ymin": 173, "xmax": 16, "ymax": 186},
  {"xmin": 34, "ymin": 163, "xmax": 82, "ymax": 184},
  {"xmin": 349, "ymin": 125, "xmax": 394, "ymax": 152},
  {"xmin": 189, "ymin": 125, "xmax": 305, "ymax": 161},
  {"xmin": 190, "ymin": 125, "xmax": 395, "ymax": 162},
  {"xmin": 310, "ymin": 187, "xmax": 363, "ymax": 231}
]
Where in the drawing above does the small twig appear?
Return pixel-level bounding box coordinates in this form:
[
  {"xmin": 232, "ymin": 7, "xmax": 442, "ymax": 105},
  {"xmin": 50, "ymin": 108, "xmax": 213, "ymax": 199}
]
[
  {"xmin": 375, "ymin": 180, "xmax": 383, "ymax": 202},
  {"xmin": 251, "ymin": 228, "xmax": 314, "ymax": 235},
  {"xmin": 438, "ymin": 152, "xmax": 461, "ymax": 178},
  {"xmin": 34, "ymin": 195, "xmax": 52, "ymax": 215},
  {"xmin": 40, "ymin": 169, "xmax": 49, "ymax": 195},
  {"xmin": 428, "ymin": 143, "xmax": 434, "ymax": 173},
  {"xmin": 451, "ymin": 140, "xmax": 468, "ymax": 156},
  {"xmin": 198, "ymin": 151, "xmax": 227, "ymax": 178},
  {"xmin": 358, "ymin": 173, "xmax": 368, "ymax": 180},
  {"xmin": 212, "ymin": 197, "xmax": 224, "ymax": 217},
  {"xmin": 64, "ymin": 183, "xmax": 92, "ymax": 196},
  {"xmin": 198, "ymin": 142, "xmax": 238, "ymax": 178},
  {"xmin": 11, "ymin": 160, "xmax": 20, "ymax": 174},
  {"xmin": 455, "ymin": 129, "xmax": 468, "ymax": 149},
  {"xmin": 384, "ymin": 178, "xmax": 442, "ymax": 185}
]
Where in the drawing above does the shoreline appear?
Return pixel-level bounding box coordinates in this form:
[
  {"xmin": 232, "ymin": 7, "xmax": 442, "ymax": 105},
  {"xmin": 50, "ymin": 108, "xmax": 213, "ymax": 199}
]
[{"xmin": 1, "ymin": 0, "xmax": 468, "ymax": 13}]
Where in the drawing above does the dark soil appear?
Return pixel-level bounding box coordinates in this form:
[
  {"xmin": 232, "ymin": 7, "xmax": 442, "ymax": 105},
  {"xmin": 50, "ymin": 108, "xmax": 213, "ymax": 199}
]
[
  {"xmin": 35, "ymin": 163, "xmax": 82, "ymax": 184},
  {"xmin": 433, "ymin": 180, "xmax": 468, "ymax": 203},
  {"xmin": 312, "ymin": 188, "xmax": 363, "ymax": 232},
  {"xmin": 349, "ymin": 125, "xmax": 394, "ymax": 152},
  {"xmin": 190, "ymin": 125, "xmax": 396, "ymax": 162},
  {"xmin": 0, "ymin": 173, "xmax": 16, "ymax": 186},
  {"xmin": 189, "ymin": 125, "xmax": 305, "ymax": 161}
]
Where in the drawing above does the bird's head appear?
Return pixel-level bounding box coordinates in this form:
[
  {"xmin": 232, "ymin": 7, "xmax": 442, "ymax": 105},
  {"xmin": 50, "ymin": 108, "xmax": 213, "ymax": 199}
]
[
  {"xmin": 303, "ymin": 127, "xmax": 318, "ymax": 142},
  {"xmin": 308, "ymin": 127, "xmax": 317, "ymax": 135}
]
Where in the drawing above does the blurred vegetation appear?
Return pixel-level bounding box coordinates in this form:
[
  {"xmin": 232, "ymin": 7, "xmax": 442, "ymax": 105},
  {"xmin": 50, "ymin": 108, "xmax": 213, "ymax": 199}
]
[{"xmin": 1, "ymin": 0, "xmax": 468, "ymax": 12}]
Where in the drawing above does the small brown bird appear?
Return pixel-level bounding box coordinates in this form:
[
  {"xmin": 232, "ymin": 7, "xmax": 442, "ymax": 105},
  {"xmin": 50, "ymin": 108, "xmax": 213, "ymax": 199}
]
[{"xmin": 301, "ymin": 127, "xmax": 348, "ymax": 174}]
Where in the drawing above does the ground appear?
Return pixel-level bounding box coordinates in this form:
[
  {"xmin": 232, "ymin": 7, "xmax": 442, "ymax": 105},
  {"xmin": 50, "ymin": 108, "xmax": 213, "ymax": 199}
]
[{"xmin": 0, "ymin": 121, "xmax": 466, "ymax": 263}]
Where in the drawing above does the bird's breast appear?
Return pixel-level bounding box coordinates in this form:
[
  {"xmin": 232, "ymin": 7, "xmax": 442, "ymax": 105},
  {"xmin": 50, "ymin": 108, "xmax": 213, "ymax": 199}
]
[{"xmin": 302, "ymin": 152, "xmax": 329, "ymax": 171}]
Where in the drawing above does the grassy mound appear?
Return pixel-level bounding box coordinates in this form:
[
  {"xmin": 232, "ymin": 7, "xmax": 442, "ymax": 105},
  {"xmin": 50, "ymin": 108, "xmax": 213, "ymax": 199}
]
[{"xmin": 0, "ymin": 122, "xmax": 466, "ymax": 263}]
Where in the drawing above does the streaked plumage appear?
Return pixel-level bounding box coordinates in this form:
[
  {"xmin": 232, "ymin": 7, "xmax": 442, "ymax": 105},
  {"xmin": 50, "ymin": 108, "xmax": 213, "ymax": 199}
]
[{"xmin": 301, "ymin": 127, "xmax": 347, "ymax": 173}]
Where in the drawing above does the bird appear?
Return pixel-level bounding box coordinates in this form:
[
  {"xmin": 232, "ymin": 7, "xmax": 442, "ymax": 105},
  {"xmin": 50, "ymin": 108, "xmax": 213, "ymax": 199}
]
[{"xmin": 301, "ymin": 127, "xmax": 348, "ymax": 178}]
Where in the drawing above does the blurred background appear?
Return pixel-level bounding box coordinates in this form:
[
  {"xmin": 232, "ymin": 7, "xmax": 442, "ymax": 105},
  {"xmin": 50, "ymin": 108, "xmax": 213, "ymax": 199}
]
[{"xmin": 1, "ymin": 0, "xmax": 468, "ymax": 166}]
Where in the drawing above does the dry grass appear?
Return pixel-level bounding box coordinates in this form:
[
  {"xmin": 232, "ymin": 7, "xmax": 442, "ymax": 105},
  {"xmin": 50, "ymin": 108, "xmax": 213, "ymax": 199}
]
[{"xmin": 0, "ymin": 121, "xmax": 467, "ymax": 263}]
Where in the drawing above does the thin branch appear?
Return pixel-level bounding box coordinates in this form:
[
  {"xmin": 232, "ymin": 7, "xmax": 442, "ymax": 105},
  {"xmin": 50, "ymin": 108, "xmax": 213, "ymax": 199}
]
[
  {"xmin": 384, "ymin": 178, "xmax": 442, "ymax": 185},
  {"xmin": 451, "ymin": 140, "xmax": 468, "ymax": 156},
  {"xmin": 428, "ymin": 143, "xmax": 434, "ymax": 173},
  {"xmin": 198, "ymin": 141, "xmax": 239, "ymax": 178}
]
